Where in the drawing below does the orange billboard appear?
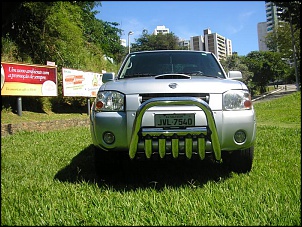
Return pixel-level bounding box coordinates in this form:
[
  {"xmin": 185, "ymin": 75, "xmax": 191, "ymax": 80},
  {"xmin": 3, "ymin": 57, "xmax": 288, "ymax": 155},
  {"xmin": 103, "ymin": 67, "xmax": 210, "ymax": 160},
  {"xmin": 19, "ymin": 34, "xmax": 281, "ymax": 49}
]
[{"xmin": 1, "ymin": 62, "xmax": 57, "ymax": 96}]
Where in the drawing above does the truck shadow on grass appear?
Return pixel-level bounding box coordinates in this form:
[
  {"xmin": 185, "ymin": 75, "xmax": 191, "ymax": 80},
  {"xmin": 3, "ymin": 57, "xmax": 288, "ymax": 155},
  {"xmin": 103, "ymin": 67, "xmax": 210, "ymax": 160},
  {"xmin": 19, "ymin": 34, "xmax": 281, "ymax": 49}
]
[{"xmin": 54, "ymin": 144, "xmax": 234, "ymax": 191}]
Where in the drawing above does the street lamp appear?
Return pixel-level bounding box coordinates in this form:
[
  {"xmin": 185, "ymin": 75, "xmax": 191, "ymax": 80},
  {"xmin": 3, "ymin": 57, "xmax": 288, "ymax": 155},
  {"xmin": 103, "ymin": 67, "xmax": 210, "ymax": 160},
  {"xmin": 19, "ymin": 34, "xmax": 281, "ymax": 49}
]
[{"xmin": 128, "ymin": 31, "xmax": 134, "ymax": 54}]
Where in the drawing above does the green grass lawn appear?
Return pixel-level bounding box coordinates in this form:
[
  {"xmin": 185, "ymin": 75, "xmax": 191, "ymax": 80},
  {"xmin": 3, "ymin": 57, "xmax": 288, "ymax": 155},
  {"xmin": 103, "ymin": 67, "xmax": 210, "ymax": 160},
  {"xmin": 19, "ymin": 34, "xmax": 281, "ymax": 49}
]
[{"xmin": 1, "ymin": 92, "xmax": 301, "ymax": 226}]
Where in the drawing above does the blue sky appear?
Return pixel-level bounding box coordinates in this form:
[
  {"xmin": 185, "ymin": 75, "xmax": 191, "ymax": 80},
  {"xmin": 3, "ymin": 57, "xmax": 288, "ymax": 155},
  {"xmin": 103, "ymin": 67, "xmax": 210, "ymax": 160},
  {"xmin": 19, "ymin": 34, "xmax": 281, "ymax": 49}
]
[{"xmin": 96, "ymin": 1, "xmax": 267, "ymax": 56}]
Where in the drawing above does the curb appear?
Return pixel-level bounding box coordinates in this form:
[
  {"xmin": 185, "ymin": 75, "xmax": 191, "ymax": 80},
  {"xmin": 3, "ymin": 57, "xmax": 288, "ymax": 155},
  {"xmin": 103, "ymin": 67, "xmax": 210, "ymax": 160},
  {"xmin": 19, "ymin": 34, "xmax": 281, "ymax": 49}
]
[
  {"xmin": 1, "ymin": 118, "xmax": 90, "ymax": 137},
  {"xmin": 251, "ymin": 87, "xmax": 284, "ymax": 102}
]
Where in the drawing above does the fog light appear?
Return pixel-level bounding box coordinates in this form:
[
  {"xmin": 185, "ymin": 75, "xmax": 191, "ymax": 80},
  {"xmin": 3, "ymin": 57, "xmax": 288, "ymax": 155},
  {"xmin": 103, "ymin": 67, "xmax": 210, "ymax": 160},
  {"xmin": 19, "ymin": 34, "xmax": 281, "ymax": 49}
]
[
  {"xmin": 234, "ymin": 130, "xmax": 246, "ymax": 143},
  {"xmin": 103, "ymin": 132, "xmax": 115, "ymax": 144}
]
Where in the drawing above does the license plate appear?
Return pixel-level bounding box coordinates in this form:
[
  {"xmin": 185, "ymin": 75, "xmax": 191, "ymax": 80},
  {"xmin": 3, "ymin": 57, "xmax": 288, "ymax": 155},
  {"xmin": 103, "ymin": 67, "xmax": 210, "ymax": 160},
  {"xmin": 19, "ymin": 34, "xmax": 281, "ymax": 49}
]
[{"xmin": 154, "ymin": 114, "xmax": 195, "ymax": 127}]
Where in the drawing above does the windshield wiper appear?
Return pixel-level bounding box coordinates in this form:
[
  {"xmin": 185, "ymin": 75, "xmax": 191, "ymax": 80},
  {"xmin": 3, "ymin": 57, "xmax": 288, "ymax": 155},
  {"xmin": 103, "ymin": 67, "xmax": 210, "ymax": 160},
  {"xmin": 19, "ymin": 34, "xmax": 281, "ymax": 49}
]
[
  {"xmin": 199, "ymin": 74, "xmax": 222, "ymax": 78},
  {"xmin": 182, "ymin": 71, "xmax": 203, "ymax": 75},
  {"xmin": 182, "ymin": 71, "xmax": 221, "ymax": 78}
]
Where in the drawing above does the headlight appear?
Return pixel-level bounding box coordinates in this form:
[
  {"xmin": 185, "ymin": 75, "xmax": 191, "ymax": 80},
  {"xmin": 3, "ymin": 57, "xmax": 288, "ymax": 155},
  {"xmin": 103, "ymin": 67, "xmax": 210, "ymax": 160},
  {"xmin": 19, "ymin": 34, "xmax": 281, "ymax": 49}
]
[
  {"xmin": 94, "ymin": 91, "xmax": 125, "ymax": 112},
  {"xmin": 223, "ymin": 90, "xmax": 252, "ymax": 110}
]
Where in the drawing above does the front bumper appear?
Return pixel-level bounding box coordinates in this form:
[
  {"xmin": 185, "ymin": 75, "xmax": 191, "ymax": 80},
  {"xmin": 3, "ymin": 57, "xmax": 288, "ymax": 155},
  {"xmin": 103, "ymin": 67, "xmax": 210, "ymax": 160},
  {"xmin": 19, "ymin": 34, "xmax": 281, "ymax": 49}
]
[{"xmin": 129, "ymin": 97, "xmax": 221, "ymax": 160}]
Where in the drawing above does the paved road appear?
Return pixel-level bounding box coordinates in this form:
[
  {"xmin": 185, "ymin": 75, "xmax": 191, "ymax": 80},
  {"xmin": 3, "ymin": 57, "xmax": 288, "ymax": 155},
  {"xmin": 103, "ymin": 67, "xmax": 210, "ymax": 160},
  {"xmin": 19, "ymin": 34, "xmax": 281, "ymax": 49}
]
[{"xmin": 252, "ymin": 84, "xmax": 298, "ymax": 103}]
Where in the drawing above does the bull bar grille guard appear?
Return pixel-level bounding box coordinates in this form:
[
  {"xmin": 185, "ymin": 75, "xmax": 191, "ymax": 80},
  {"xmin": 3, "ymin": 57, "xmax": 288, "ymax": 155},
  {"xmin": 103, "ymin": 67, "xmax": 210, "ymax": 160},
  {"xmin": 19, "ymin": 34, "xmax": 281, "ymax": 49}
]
[{"xmin": 129, "ymin": 97, "xmax": 221, "ymax": 161}]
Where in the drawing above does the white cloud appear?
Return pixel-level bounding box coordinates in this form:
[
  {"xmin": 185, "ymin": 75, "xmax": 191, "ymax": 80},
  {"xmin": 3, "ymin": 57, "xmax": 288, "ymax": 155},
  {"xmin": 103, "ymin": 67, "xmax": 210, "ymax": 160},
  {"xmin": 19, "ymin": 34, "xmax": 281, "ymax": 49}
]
[{"xmin": 226, "ymin": 10, "xmax": 255, "ymax": 35}]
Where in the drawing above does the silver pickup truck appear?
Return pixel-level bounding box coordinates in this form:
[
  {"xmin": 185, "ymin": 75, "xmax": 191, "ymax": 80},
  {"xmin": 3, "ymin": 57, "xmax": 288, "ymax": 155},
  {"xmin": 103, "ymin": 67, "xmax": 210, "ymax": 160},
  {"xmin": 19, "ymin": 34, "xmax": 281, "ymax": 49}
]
[{"xmin": 90, "ymin": 50, "xmax": 256, "ymax": 174}]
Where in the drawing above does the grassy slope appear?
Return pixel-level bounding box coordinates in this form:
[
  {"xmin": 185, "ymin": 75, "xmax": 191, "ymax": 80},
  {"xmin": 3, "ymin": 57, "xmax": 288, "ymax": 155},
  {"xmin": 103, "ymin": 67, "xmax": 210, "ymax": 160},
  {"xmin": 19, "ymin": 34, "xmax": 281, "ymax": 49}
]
[{"xmin": 1, "ymin": 92, "xmax": 300, "ymax": 226}]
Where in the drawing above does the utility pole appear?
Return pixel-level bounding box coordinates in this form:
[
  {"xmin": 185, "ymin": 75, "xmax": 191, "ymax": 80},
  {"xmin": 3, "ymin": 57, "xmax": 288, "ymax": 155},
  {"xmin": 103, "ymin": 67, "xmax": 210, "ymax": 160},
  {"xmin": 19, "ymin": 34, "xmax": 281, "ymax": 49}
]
[
  {"xmin": 288, "ymin": 9, "xmax": 299, "ymax": 91},
  {"xmin": 274, "ymin": 2, "xmax": 300, "ymax": 91}
]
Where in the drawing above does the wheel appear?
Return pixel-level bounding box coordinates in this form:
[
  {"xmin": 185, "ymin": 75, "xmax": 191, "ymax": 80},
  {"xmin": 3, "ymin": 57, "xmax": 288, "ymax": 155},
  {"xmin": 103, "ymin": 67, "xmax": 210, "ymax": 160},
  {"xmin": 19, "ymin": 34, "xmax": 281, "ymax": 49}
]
[
  {"xmin": 94, "ymin": 146, "xmax": 128, "ymax": 178},
  {"xmin": 223, "ymin": 146, "xmax": 254, "ymax": 173},
  {"xmin": 94, "ymin": 146, "xmax": 111, "ymax": 177}
]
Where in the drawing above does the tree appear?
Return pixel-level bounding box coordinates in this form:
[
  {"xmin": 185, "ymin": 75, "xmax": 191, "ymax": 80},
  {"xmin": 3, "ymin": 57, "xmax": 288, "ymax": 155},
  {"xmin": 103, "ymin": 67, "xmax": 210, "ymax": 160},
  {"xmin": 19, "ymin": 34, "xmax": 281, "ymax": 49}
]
[
  {"xmin": 98, "ymin": 21, "xmax": 124, "ymax": 62},
  {"xmin": 1, "ymin": 1, "xmax": 123, "ymax": 67},
  {"xmin": 271, "ymin": 1, "xmax": 300, "ymax": 30},
  {"xmin": 220, "ymin": 54, "xmax": 255, "ymax": 94},
  {"xmin": 131, "ymin": 31, "xmax": 181, "ymax": 51},
  {"xmin": 1, "ymin": 2, "xmax": 24, "ymax": 34},
  {"xmin": 270, "ymin": 1, "xmax": 300, "ymax": 90},
  {"xmin": 244, "ymin": 51, "xmax": 290, "ymax": 93},
  {"xmin": 1, "ymin": 1, "xmax": 123, "ymax": 112},
  {"xmin": 265, "ymin": 22, "xmax": 300, "ymax": 60}
]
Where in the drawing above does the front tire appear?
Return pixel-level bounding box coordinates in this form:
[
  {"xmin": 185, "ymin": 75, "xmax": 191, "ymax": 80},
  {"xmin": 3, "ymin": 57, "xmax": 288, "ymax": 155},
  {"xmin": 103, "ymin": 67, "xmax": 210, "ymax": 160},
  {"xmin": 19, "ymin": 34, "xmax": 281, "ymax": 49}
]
[
  {"xmin": 94, "ymin": 146, "xmax": 127, "ymax": 178},
  {"xmin": 223, "ymin": 146, "xmax": 254, "ymax": 173}
]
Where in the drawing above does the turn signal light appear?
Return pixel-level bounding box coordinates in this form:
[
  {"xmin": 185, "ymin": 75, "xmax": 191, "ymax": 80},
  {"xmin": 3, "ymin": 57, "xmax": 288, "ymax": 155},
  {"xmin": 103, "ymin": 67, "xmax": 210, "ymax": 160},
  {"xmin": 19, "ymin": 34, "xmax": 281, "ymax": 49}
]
[
  {"xmin": 244, "ymin": 100, "xmax": 252, "ymax": 109},
  {"xmin": 96, "ymin": 101, "xmax": 104, "ymax": 109}
]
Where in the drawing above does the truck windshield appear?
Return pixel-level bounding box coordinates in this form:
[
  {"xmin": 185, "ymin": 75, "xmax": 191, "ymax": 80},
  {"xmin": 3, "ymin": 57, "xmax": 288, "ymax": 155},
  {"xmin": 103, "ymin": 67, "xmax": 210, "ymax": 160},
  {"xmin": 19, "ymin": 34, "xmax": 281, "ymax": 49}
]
[{"xmin": 119, "ymin": 51, "xmax": 225, "ymax": 79}]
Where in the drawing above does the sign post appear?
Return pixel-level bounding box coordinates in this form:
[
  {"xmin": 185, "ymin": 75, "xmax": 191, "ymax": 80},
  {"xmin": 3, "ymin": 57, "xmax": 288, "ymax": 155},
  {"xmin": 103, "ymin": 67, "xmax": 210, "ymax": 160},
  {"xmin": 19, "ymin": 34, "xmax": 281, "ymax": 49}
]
[
  {"xmin": 17, "ymin": 97, "xmax": 22, "ymax": 116},
  {"xmin": 87, "ymin": 98, "xmax": 90, "ymax": 115}
]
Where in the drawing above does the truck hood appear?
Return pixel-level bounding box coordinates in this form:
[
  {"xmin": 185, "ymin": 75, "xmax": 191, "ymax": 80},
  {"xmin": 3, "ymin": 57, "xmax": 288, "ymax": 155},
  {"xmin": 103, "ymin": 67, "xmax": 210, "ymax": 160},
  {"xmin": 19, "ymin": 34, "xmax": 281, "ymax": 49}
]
[{"xmin": 100, "ymin": 76, "xmax": 246, "ymax": 94}]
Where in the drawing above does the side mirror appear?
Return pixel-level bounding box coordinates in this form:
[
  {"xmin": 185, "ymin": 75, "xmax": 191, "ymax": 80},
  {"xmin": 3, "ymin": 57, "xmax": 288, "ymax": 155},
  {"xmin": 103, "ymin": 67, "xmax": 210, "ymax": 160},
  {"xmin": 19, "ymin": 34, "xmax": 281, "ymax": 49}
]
[
  {"xmin": 102, "ymin": 72, "xmax": 115, "ymax": 83},
  {"xmin": 228, "ymin": 71, "xmax": 242, "ymax": 80}
]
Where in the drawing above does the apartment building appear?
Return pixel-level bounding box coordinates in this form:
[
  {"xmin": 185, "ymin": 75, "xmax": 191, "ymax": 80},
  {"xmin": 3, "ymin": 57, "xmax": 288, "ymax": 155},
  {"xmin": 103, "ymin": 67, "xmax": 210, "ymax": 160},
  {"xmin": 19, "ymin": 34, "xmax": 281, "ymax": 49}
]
[
  {"xmin": 151, "ymin": 25, "xmax": 231, "ymax": 60},
  {"xmin": 190, "ymin": 29, "xmax": 231, "ymax": 61},
  {"xmin": 153, "ymin": 25, "xmax": 170, "ymax": 35},
  {"xmin": 190, "ymin": 35, "xmax": 204, "ymax": 51},
  {"xmin": 178, "ymin": 39, "xmax": 190, "ymax": 50},
  {"xmin": 258, "ymin": 1, "xmax": 284, "ymax": 51},
  {"xmin": 265, "ymin": 1, "xmax": 283, "ymax": 33},
  {"xmin": 226, "ymin": 38, "xmax": 232, "ymax": 56},
  {"xmin": 257, "ymin": 22, "xmax": 269, "ymax": 51}
]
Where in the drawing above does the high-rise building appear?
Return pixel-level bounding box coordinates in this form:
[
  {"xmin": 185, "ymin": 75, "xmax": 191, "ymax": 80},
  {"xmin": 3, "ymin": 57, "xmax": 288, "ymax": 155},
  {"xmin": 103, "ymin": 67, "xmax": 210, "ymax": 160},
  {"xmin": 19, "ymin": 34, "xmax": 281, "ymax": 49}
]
[
  {"xmin": 178, "ymin": 39, "xmax": 190, "ymax": 50},
  {"xmin": 204, "ymin": 29, "xmax": 229, "ymax": 61},
  {"xmin": 265, "ymin": 1, "xmax": 284, "ymax": 33},
  {"xmin": 153, "ymin": 25, "xmax": 169, "ymax": 35},
  {"xmin": 258, "ymin": 1, "xmax": 284, "ymax": 51},
  {"xmin": 152, "ymin": 25, "xmax": 231, "ymax": 60},
  {"xmin": 226, "ymin": 38, "xmax": 232, "ymax": 57},
  {"xmin": 190, "ymin": 35, "xmax": 204, "ymax": 51},
  {"xmin": 257, "ymin": 22, "xmax": 269, "ymax": 51},
  {"xmin": 190, "ymin": 29, "xmax": 231, "ymax": 61}
]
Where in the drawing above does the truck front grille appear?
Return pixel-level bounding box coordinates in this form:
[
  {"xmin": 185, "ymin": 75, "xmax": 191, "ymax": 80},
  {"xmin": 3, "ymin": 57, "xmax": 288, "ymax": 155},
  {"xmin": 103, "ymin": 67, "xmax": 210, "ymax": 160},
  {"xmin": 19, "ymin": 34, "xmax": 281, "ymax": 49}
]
[{"xmin": 139, "ymin": 93, "xmax": 210, "ymax": 104}]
